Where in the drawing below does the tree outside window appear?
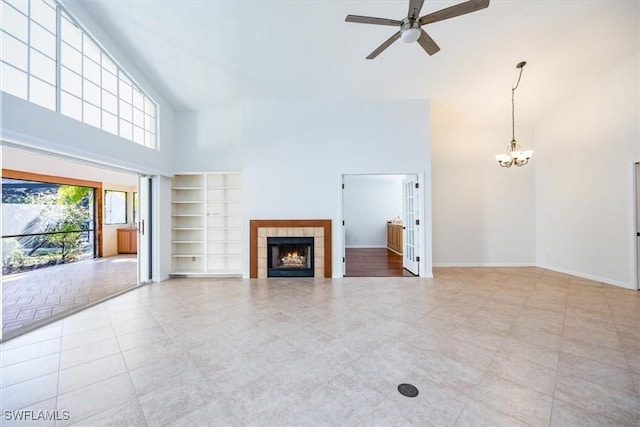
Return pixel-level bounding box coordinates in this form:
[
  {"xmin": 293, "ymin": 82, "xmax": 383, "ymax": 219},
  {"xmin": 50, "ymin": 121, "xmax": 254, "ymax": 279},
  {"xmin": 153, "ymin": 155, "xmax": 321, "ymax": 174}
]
[
  {"xmin": 2, "ymin": 179, "xmax": 95, "ymax": 273},
  {"xmin": 105, "ymin": 190, "xmax": 127, "ymax": 224}
]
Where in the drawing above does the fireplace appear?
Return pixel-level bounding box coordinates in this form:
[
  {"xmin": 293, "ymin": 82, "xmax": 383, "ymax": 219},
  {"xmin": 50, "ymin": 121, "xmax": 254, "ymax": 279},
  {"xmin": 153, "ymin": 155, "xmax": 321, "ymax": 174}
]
[
  {"xmin": 249, "ymin": 219, "xmax": 331, "ymax": 278},
  {"xmin": 267, "ymin": 237, "xmax": 314, "ymax": 277}
]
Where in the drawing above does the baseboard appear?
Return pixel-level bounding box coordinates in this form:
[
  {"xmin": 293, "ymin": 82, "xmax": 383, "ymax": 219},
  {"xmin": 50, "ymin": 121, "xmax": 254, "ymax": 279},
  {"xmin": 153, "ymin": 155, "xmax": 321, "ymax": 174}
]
[
  {"xmin": 433, "ymin": 262, "xmax": 536, "ymax": 268},
  {"xmin": 536, "ymin": 263, "xmax": 635, "ymax": 290},
  {"xmin": 433, "ymin": 262, "xmax": 636, "ymax": 290}
]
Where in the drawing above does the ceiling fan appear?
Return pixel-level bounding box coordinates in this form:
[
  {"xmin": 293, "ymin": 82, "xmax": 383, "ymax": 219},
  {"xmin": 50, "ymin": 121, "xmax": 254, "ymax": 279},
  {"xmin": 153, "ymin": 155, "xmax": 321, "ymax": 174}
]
[{"xmin": 345, "ymin": 0, "xmax": 490, "ymax": 59}]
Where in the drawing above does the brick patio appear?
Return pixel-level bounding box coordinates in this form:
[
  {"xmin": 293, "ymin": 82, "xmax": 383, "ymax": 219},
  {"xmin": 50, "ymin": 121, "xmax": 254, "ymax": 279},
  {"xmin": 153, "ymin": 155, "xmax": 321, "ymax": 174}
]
[{"xmin": 2, "ymin": 255, "xmax": 137, "ymax": 336}]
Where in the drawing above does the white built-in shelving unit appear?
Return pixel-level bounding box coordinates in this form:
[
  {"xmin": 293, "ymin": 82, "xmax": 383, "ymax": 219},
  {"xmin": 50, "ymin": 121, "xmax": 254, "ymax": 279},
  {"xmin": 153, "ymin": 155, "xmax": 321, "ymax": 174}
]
[{"xmin": 171, "ymin": 173, "xmax": 241, "ymax": 276}]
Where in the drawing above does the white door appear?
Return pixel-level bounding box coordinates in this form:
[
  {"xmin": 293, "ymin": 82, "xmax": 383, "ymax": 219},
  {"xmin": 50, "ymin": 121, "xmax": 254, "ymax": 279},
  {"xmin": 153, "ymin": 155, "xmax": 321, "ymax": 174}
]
[
  {"xmin": 636, "ymin": 163, "xmax": 640, "ymax": 290},
  {"xmin": 342, "ymin": 176, "xmax": 347, "ymax": 276},
  {"xmin": 137, "ymin": 175, "xmax": 153, "ymax": 284},
  {"xmin": 402, "ymin": 176, "xmax": 419, "ymax": 275}
]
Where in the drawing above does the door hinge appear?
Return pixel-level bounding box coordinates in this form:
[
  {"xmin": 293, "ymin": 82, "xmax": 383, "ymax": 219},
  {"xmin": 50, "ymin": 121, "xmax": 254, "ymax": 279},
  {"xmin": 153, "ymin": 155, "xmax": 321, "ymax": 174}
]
[
  {"xmin": 342, "ymin": 220, "xmax": 345, "ymax": 226},
  {"xmin": 415, "ymin": 182, "xmax": 419, "ymax": 189},
  {"xmin": 342, "ymin": 257, "xmax": 345, "ymax": 262},
  {"xmin": 342, "ymin": 183, "xmax": 345, "ymax": 189},
  {"xmin": 415, "ymin": 219, "xmax": 420, "ymax": 225},
  {"xmin": 416, "ymin": 256, "xmax": 420, "ymax": 262}
]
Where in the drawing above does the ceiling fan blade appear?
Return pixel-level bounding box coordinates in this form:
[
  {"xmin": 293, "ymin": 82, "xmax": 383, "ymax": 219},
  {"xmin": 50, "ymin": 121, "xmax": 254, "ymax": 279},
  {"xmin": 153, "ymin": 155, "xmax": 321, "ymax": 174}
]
[
  {"xmin": 407, "ymin": 0, "xmax": 425, "ymax": 19},
  {"xmin": 345, "ymin": 15, "xmax": 402, "ymax": 27},
  {"xmin": 417, "ymin": 30, "xmax": 441, "ymax": 56},
  {"xmin": 420, "ymin": 0, "xmax": 490, "ymax": 25},
  {"xmin": 366, "ymin": 31, "xmax": 401, "ymax": 59}
]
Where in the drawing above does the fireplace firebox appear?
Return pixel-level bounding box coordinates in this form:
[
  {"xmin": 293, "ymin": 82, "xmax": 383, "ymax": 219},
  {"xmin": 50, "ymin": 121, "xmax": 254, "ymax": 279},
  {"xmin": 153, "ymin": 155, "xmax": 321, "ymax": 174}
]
[{"xmin": 267, "ymin": 237, "xmax": 314, "ymax": 277}]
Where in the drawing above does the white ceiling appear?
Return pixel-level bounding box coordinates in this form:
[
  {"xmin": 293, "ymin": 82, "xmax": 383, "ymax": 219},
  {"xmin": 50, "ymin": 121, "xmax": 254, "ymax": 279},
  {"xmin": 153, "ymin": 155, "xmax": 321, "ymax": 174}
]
[
  {"xmin": 3, "ymin": 146, "xmax": 138, "ymax": 186},
  {"xmin": 64, "ymin": 0, "xmax": 639, "ymax": 127}
]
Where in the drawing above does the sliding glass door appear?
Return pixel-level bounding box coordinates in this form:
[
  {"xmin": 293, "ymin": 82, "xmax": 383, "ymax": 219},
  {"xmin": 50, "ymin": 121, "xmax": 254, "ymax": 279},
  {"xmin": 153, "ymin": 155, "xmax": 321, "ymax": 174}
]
[{"xmin": 137, "ymin": 175, "xmax": 153, "ymax": 284}]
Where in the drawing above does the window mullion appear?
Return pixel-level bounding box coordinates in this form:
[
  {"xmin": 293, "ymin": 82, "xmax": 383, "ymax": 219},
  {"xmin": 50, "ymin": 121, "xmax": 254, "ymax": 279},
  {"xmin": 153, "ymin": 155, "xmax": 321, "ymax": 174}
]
[
  {"xmin": 116, "ymin": 68, "xmax": 120, "ymax": 137},
  {"xmin": 26, "ymin": 0, "xmax": 31, "ymax": 101},
  {"xmin": 55, "ymin": 2, "xmax": 61, "ymax": 113},
  {"xmin": 99, "ymin": 53, "xmax": 102, "ymax": 130},
  {"xmin": 80, "ymin": 28, "xmax": 84, "ymax": 122}
]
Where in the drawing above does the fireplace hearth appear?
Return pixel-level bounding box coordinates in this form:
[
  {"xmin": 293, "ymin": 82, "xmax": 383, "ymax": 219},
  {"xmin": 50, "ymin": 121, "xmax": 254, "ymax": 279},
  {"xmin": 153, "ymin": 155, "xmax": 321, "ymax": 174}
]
[{"xmin": 267, "ymin": 237, "xmax": 314, "ymax": 277}]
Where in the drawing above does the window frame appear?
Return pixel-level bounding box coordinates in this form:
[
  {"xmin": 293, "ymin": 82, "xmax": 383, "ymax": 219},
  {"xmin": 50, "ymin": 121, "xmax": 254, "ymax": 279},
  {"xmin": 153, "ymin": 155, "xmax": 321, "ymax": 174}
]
[
  {"xmin": 104, "ymin": 189, "xmax": 127, "ymax": 225},
  {"xmin": 0, "ymin": 0, "xmax": 159, "ymax": 149}
]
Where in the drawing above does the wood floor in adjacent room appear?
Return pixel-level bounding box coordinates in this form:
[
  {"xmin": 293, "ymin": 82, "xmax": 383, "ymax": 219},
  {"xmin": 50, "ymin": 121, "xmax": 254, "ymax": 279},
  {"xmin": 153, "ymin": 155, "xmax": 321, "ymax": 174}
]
[{"xmin": 345, "ymin": 248, "xmax": 416, "ymax": 277}]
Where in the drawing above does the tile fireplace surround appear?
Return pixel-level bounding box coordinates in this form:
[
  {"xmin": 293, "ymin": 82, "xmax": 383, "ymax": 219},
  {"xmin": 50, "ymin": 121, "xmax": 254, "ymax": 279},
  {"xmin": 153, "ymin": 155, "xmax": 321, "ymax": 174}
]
[{"xmin": 249, "ymin": 220, "xmax": 332, "ymax": 278}]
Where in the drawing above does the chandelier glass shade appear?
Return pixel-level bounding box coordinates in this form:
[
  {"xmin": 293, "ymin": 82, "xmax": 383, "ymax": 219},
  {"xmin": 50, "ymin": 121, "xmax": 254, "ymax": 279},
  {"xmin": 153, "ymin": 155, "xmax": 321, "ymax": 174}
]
[
  {"xmin": 496, "ymin": 139, "xmax": 533, "ymax": 168},
  {"xmin": 496, "ymin": 61, "xmax": 533, "ymax": 168}
]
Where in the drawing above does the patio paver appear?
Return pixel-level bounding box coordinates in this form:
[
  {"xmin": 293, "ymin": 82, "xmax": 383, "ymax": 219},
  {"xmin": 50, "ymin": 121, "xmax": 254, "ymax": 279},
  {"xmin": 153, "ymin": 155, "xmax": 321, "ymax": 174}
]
[{"xmin": 2, "ymin": 255, "xmax": 137, "ymax": 336}]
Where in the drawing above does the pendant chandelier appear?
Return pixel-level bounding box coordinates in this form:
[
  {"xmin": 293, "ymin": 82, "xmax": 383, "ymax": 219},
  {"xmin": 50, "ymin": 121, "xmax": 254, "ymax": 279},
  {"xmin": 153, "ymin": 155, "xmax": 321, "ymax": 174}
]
[{"xmin": 495, "ymin": 61, "xmax": 533, "ymax": 168}]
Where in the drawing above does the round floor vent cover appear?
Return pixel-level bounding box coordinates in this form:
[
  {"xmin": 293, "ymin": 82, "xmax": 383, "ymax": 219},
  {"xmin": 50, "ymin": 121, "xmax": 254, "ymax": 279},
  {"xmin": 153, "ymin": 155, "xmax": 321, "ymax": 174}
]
[{"xmin": 397, "ymin": 383, "xmax": 419, "ymax": 397}]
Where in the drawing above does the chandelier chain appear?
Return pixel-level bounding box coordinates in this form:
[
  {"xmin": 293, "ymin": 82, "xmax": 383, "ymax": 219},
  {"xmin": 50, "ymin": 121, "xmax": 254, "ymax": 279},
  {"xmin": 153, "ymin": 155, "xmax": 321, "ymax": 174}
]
[{"xmin": 511, "ymin": 65, "xmax": 524, "ymax": 142}]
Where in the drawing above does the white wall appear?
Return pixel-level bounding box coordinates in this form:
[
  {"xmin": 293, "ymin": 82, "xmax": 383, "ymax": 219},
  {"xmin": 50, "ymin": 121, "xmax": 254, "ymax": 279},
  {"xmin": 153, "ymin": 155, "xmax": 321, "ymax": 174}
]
[
  {"xmin": 174, "ymin": 108, "xmax": 244, "ymax": 173},
  {"xmin": 176, "ymin": 99, "xmax": 433, "ymax": 278},
  {"xmin": 343, "ymin": 174, "xmax": 405, "ymax": 248},
  {"xmin": 155, "ymin": 176, "xmax": 173, "ymax": 281},
  {"xmin": 535, "ymin": 52, "xmax": 640, "ymax": 289},
  {"xmin": 243, "ymin": 100, "xmax": 431, "ymax": 278},
  {"xmin": 431, "ymin": 126, "xmax": 536, "ymax": 266}
]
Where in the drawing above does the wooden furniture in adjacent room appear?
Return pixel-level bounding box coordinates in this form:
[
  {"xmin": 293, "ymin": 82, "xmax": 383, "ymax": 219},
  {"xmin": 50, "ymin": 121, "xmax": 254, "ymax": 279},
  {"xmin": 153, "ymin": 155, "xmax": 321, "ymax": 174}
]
[
  {"xmin": 117, "ymin": 228, "xmax": 138, "ymax": 254},
  {"xmin": 387, "ymin": 222, "xmax": 403, "ymax": 255}
]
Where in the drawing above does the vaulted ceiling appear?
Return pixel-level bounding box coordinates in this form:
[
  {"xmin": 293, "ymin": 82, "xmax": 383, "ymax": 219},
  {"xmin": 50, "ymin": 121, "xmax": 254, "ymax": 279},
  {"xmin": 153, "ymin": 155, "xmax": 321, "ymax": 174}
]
[{"xmin": 63, "ymin": 0, "xmax": 639, "ymax": 127}]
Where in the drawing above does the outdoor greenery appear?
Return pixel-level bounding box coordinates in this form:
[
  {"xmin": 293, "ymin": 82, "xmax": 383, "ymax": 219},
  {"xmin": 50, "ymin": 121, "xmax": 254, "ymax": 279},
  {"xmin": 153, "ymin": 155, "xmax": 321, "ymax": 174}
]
[{"xmin": 3, "ymin": 184, "xmax": 94, "ymax": 275}]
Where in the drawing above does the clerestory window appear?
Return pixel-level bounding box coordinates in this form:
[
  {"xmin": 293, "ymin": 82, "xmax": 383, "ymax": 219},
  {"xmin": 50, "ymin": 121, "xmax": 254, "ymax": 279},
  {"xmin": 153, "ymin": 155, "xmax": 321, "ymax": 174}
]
[{"xmin": 0, "ymin": 0, "xmax": 158, "ymax": 149}]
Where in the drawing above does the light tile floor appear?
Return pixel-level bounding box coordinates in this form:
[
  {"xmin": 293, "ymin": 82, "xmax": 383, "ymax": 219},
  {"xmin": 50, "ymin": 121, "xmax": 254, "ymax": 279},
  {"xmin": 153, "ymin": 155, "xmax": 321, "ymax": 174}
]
[
  {"xmin": 2, "ymin": 255, "xmax": 137, "ymax": 335},
  {"xmin": 1, "ymin": 267, "xmax": 639, "ymax": 426}
]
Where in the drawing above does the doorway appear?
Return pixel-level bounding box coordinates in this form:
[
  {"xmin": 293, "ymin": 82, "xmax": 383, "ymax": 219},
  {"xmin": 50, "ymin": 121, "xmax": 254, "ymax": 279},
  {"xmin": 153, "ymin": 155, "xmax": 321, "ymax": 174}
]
[
  {"xmin": 342, "ymin": 173, "xmax": 421, "ymax": 277},
  {"xmin": 1, "ymin": 145, "xmax": 154, "ymax": 339}
]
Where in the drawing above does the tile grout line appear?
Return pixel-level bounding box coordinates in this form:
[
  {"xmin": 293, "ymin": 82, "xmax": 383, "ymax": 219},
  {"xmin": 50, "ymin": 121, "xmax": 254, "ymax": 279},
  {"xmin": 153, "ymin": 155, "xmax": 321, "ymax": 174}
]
[
  {"xmin": 547, "ymin": 277, "xmax": 569, "ymax": 427},
  {"xmin": 104, "ymin": 292, "xmax": 150, "ymax": 427}
]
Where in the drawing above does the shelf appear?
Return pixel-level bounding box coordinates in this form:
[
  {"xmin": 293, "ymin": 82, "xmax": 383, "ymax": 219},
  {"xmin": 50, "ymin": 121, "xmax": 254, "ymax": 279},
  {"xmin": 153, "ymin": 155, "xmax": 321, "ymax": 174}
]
[
  {"xmin": 172, "ymin": 173, "xmax": 242, "ymax": 277},
  {"xmin": 171, "ymin": 272, "xmax": 204, "ymax": 276},
  {"xmin": 172, "ymin": 272, "xmax": 242, "ymax": 277}
]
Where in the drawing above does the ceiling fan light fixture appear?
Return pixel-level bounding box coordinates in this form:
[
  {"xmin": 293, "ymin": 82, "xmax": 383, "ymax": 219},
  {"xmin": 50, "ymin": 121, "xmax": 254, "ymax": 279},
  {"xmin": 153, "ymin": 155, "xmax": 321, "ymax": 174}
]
[
  {"xmin": 401, "ymin": 28, "xmax": 420, "ymax": 43},
  {"xmin": 345, "ymin": 0, "xmax": 490, "ymax": 59}
]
